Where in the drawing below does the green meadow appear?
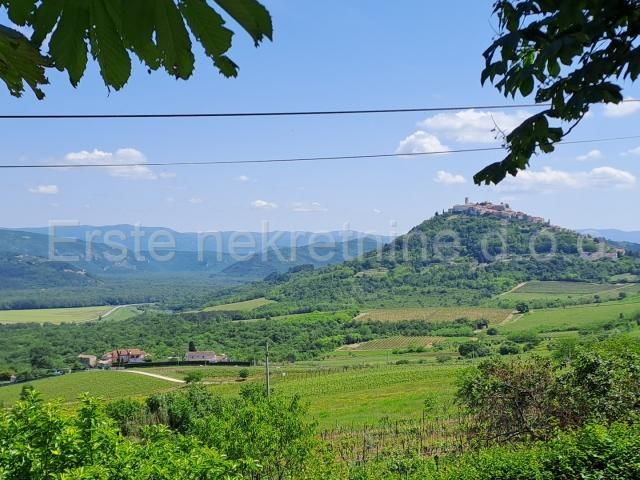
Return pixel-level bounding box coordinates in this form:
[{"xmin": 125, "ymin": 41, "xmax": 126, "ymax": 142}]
[{"xmin": 0, "ymin": 305, "xmax": 143, "ymax": 324}]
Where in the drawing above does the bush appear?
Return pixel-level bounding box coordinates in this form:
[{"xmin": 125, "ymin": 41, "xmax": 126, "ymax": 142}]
[
  {"xmin": 238, "ymin": 368, "xmax": 250, "ymax": 379},
  {"xmin": 458, "ymin": 342, "xmax": 490, "ymax": 358},
  {"xmin": 486, "ymin": 327, "xmax": 499, "ymax": 336},
  {"xmin": 499, "ymin": 341, "xmax": 521, "ymax": 355},
  {"xmin": 184, "ymin": 371, "xmax": 205, "ymax": 384}
]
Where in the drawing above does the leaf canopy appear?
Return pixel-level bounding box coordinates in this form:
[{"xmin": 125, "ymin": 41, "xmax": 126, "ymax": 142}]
[
  {"xmin": 476, "ymin": 0, "xmax": 640, "ymax": 185},
  {"xmin": 0, "ymin": 0, "xmax": 272, "ymax": 98}
]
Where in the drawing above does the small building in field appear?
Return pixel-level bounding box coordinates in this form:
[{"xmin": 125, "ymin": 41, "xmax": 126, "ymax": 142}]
[
  {"xmin": 77, "ymin": 354, "xmax": 97, "ymax": 368},
  {"xmin": 185, "ymin": 351, "xmax": 228, "ymax": 363}
]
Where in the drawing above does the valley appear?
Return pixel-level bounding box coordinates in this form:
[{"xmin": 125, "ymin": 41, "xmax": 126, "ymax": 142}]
[{"xmin": 1, "ymin": 206, "xmax": 639, "ymax": 478}]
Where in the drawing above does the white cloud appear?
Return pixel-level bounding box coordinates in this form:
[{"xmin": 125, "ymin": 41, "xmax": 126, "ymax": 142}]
[
  {"xmin": 603, "ymin": 98, "xmax": 640, "ymax": 117},
  {"xmin": 291, "ymin": 201, "xmax": 328, "ymax": 212},
  {"xmin": 158, "ymin": 172, "xmax": 176, "ymax": 179},
  {"xmin": 188, "ymin": 197, "xmax": 204, "ymax": 205},
  {"xmin": 576, "ymin": 149, "xmax": 602, "ymax": 161},
  {"xmin": 372, "ymin": 208, "xmax": 382, "ymax": 215},
  {"xmin": 621, "ymin": 146, "xmax": 640, "ymax": 156},
  {"xmin": 28, "ymin": 184, "xmax": 58, "ymax": 195},
  {"xmin": 251, "ymin": 199, "xmax": 277, "ymax": 209},
  {"xmin": 396, "ymin": 131, "xmax": 449, "ymax": 154},
  {"xmin": 64, "ymin": 148, "xmax": 157, "ymax": 180},
  {"xmin": 236, "ymin": 175, "xmax": 251, "ymax": 182},
  {"xmin": 419, "ymin": 109, "xmax": 530, "ymax": 143},
  {"xmin": 434, "ymin": 170, "xmax": 466, "ymax": 185},
  {"xmin": 498, "ymin": 166, "xmax": 636, "ymax": 192}
]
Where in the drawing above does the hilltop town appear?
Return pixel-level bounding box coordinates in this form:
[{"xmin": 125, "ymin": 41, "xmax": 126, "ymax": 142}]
[{"xmin": 449, "ymin": 199, "xmax": 547, "ymax": 224}]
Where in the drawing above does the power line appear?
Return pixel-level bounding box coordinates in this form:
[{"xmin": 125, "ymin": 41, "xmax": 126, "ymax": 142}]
[
  {"xmin": 1, "ymin": 135, "xmax": 639, "ymax": 170},
  {"xmin": 0, "ymin": 103, "xmax": 547, "ymax": 119},
  {"xmin": 1, "ymin": 100, "xmax": 638, "ymax": 120}
]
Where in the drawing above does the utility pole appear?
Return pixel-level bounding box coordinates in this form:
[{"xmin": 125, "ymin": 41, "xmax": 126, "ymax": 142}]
[{"xmin": 265, "ymin": 342, "xmax": 271, "ymax": 398}]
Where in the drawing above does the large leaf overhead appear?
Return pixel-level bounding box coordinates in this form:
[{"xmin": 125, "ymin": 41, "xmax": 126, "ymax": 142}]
[
  {"xmin": 476, "ymin": 0, "xmax": 640, "ymax": 185},
  {"xmin": 0, "ymin": 25, "xmax": 49, "ymax": 99},
  {"xmin": 0, "ymin": 0, "xmax": 272, "ymax": 97}
]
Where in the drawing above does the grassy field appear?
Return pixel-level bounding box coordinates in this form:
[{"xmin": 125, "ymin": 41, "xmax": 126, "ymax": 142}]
[
  {"xmin": 0, "ymin": 371, "xmax": 174, "ymax": 406},
  {"xmin": 356, "ymin": 307, "xmax": 510, "ymax": 324},
  {"xmin": 0, "ymin": 362, "xmax": 465, "ymax": 429},
  {"xmin": 202, "ymin": 363, "xmax": 464, "ymax": 428},
  {"xmin": 498, "ymin": 281, "xmax": 640, "ymax": 306},
  {"xmin": 0, "ymin": 305, "xmax": 143, "ymax": 324},
  {"xmin": 339, "ymin": 336, "xmax": 443, "ymax": 351},
  {"xmin": 500, "ymin": 300, "xmax": 640, "ymax": 334},
  {"xmin": 514, "ymin": 281, "xmax": 613, "ymax": 294},
  {"xmin": 203, "ymin": 297, "xmax": 275, "ymax": 312}
]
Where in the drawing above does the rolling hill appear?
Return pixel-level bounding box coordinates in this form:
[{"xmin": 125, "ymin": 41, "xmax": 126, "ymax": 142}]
[{"xmin": 231, "ymin": 204, "xmax": 640, "ymax": 311}]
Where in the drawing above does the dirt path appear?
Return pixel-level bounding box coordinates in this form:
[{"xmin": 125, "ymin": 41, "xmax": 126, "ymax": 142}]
[
  {"xmin": 499, "ymin": 312, "xmax": 524, "ymax": 326},
  {"xmin": 499, "ymin": 282, "xmax": 528, "ymax": 296},
  {"xmin": 122, "ymin": 369, "xmax": 185, "ymax": 384},
  {"xmin": 94, "ymin": 303, "xmax": 149, "ymax": 321}
]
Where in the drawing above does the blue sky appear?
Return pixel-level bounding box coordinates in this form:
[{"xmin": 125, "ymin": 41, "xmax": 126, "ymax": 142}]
[{"xmin": 2, "ymin": 0, "xmax": 639, "ymax": 234}]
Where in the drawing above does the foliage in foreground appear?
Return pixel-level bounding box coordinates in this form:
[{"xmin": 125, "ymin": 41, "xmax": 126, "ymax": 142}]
[
  {"xmin": 2, "ymin": 388, "xmax": 640, "ymax": 479},
  {"xmin": 0, "ymin": 0, "xmax": 272, "ymax": 99},
  {"xmin": 0, "ymin": 385, "xmax": 331, "ymax": 480},
  {"xmin": 457, "ymin": 336, "xmax": 640, "ymax": 442},
  {"xmin": 354, "ymin": 421, "xmax": 640, "ymax": 480}
]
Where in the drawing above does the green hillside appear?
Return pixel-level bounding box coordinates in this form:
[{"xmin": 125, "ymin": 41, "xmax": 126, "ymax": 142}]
[{"xmin": 241, "ymin": 211, "xmax": 639, "ymax": 311}]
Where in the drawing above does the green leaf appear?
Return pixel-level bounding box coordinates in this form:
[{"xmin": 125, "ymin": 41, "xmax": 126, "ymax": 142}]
[
  {"xmin": 120, "ymin": 0, "xmax": 161, "ymax": 70},
  {"xmin": 214, "ymin": 0, "xmax": 272, "ymax": 46},
  {"xmin": 88, "ymin": 0, "xmax": 131, "ymax": 89},
  {"xmin": 30, "ymin": 0, "xmax": 63, "ymax": 47},
  {"xmin": 5, "ymin": 0, "xmax": 35, "ymax": 25},
  {"xmin": 0, "ymin": 25, "xmax": 49, "ymax": 98},
  {"xmin": 153, "ymin": 0, "xmax": 194, "ymax": 78},
  {"xmin": 47, "ymin": 2, "xmax": 89, "ymax": 86},
  {"xmin": 519, "ymin": 74, "xmax": 534, "ymax": 96},
  {"xmin": 213, "ymin": 54, "xmax": 239, "ymax": 78},
  {"xmin": 179, "ymin": 0, "xmax": 238, "ymax": 76}
]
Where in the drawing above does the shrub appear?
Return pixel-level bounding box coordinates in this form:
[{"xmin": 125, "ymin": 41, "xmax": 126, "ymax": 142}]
[
  {"xmin": 238, "ymin": 368, "xmax": 250, "ymax": 379},
  {"xmin": 184, "ymin": 371, "xmax": 205, "ymax": 384},
  {"xmin": 499, "ymin": 341, "xmax": 521, "ymax": 355},
  {"xmin": 458, "ymin": 342, "xmax": 489, "ymax": 358}
]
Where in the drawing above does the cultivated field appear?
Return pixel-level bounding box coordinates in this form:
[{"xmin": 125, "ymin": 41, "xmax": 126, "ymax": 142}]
[
  {"xmin": 206, "ymin": 363, "xmax": 463, "ymax": 428},
  {"xmin": 514, "ymin": 281, "xmax": 612, "ymax": 294},
  {"xmin": 340, "ymin": 336, "xmax": 443, "ymax": 351},
  {"xmin": 0, "ymin": 305, "xmax": 142, "ymax": 324},
  {"xmin": 356, "ymin": 307, "xmax": 510, "ymax": 324},
  {"xmin": 203, "ymin": 297, "xmax": 275, "ymax": 311},
  {"xmin": 0, "ymin": 371, "xmax": 173, "ymax": 405},
  {"xmin": 500, "ymin": 300, "xmax": 640, "ymax": 334}
]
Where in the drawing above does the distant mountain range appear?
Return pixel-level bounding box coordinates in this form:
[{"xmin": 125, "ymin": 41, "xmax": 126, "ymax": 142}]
[
  {"xmin": 0, "ymin": 226, "xmax": 391, "ymax": 289},
  {"xmin": 579, "ymin": 229, "xmax": 640, "ymax": 244},
  {"xmin": 16, "ymin": 225, "xmax": 391, "ymax": 254}
]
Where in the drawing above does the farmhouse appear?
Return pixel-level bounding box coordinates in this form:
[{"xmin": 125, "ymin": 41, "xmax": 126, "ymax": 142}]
[
  {"xmin": 185, "ymin": 351, "xmax": 228, "ymax": 363},
  {"xmin": 77, "ymin": 354, "xmax": 97, "ymax": 368},
  {"xmin": 99, "ymin": 348, "xmax": 148, "ymax": 366}
]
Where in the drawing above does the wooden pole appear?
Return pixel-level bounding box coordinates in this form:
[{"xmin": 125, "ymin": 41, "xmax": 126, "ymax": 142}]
[{"xmin": 265, "ymin": 342, "xmax": 271, "ymax": 398}]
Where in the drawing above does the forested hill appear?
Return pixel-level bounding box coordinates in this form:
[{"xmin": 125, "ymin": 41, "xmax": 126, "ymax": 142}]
[
  {"xmin": 222, "ymin": 237, "xmax": 383, "ymax": 279},
  {"xmin": 234, "ymin": 210, "xmax": 640, "ymax": 311}
]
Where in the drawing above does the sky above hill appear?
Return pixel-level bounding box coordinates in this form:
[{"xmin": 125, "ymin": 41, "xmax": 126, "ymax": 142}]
[{"xmin": 1, "ymin": 0, "xmax": 639, "ymax": 235}]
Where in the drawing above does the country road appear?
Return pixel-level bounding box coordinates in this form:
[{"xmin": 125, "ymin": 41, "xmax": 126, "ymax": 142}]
[{"xmin": 121, "ymin": 369, "xmax": 185, "ymax": 384}]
